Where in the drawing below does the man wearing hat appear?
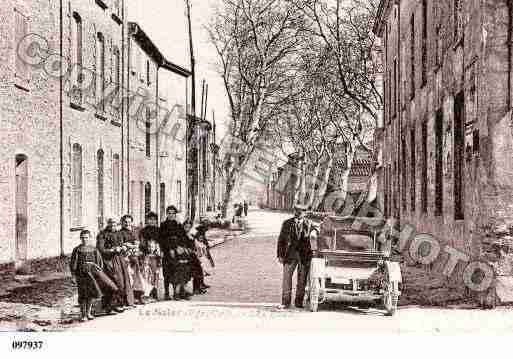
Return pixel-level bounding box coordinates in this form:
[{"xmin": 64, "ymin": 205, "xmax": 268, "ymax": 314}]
[{"xmin": 277, "ymin": 203, "xmax": 315, "ymax": 309}]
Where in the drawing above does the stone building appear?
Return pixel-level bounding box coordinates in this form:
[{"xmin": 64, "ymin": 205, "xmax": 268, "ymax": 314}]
[
  {"xmin": 0, "ymin": 1, "xmax": 190, "ymax": 276},
  {"xmin": 374, "ymin": 0, "xmax": 513, "ymax": 303},
  {"xmin": 127, "ymin": 22, "xmax": 190, "ymax": 226},
  {"xmin": 266, "ymin": 146, "xmax": 373, "ymax": 212}
]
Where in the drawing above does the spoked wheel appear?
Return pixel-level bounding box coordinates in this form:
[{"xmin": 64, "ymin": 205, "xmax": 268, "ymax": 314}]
[
  {"xmin": 309, "ymin": 276, "xmax": 320, "ymax": 312},
  {"xmin": 382, "ymin": 280, "xmax": 399, "ymax": 316}
]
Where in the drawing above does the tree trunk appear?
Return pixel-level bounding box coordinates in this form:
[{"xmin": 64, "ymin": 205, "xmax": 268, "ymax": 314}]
[
  {"xmin": 336, "ymin": 147, "xmax": 356, "ymax": 214},
  {"xmin": 312, "ymin": 156, "xmax": 333, "ymax": 210},
  {"xmin": 292, "ymin": 162, "xmax": 302, "ymax": 207},
  {"xmin": 298, "ymin": 165, "xmax": 308, "ymax": 205},
  {"xmin": 306, "ymin": 162, "xmax": 321, "ymax": 208},
  {"xmin": 222, "ymin": 174, "xmax": 236, "ymax": 218}
]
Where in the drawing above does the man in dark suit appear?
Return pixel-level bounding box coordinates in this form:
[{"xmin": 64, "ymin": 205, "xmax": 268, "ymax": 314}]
[{"xmin": 277, "ymin": 203, "xmax": 315, "ymax": 309}]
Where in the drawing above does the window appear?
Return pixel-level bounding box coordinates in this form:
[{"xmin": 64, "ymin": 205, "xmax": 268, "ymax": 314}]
[
  {"xmin": 144, "ymin": 182, "xmax": 151, "ymax": 216},
  {"xmin": 97, "ymin": 149, "xmax": 104, "ymax": 230},
  {"xmin": 160, "ymin": 183, "xmax": 166, "ymax": 221},
  {"xmin": 410, "ymin": 127, "xmax": 416, "ymax": 213},
  {"xmin": 401, "ymin": 138, "xmax": 407, "ymax": 211},
  {"xmin": 113, "ymin": 47, "xmax": 120, "ymax": 86},
  {"xmin": 15, "ymin": 154, "xmax": 29, "ymax": 261},
  {"xmin": 454, "ymin": 91, "xmax": 464, "ymax": 220},
  {"xmin": 421, "ymin": 121, "xmax": 428, "ymax": 213},
  {"xmin": 146, "ymin": 61, "xmax": 151, "ymax": 86},
  {"xmin": 435, "ymin": 25, "xmax": 442, "ymax": 70},
  {"xmin": 146, "ymin": 108, "xmax": 151, "ymax": 157},
  {"xmin": 139, "ymin": 181, "xmax": 144, "ymax": 223},
  {"xmin": 177, "ymin": 180, "xmax": 182, "ymax": 211},
  {"xmin": 388, "ymin": 70, "xmax": 392, "ymax": 123},
  {"xmin": 393, "ymin": 59, "xmax": 398, "ymax": 116},
  {"xmin": 15, "ymin": 8, "xmax": 29, "ymax": 83},
  {"xmin": 421, "ymin": 0, "xmax": 427, "ymax": 86},
  {"xmin": 410, "ymin": 14, "xmax": 415, "ymax": 99},
  {"xmin": 454, "ymin": 0, "xmax": 463, "ymax": 42},
  {"xmin": 97, "ymin": 33, "xmax": 105, "ymax": 111},
  {"xmin": 113, "ymin": 154, "xmax": 120, "ymax": 216},
  {"xmin": 129, "ymin": 180, "xmax": 135, "ymax": 216},
  {"xmin": 71, "ymin": 12, "xmax": 83, "ymax": 104},
  {"xmin": 384, "ymin": 166, "xmax": 389, "ymax": 218},
  {"xmin": 71, "ymin": 144, "xmax": 83, "ymax": 228},
  {"xmin": 435, "ymin": 109, "xmax": 443, "ymax": 216}
]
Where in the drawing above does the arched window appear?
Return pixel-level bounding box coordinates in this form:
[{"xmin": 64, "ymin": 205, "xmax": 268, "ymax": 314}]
[
  {"xmin": 97, "ymin": 32, "xmax": 105, "ymax": 111},
  {"xmin": 15, "ymin": 154, "xmax": 28, "ymax": 261},
  {"xmin": 146, "ymin": 60, "xmax": 150, "ymax": 86},
  {"xmin": 144, "ymin": 182, "xmax": 151, "ymax": 216},
  {"xmin": 97, "ymin": 149, "xmax": 104, "ymax": 230},
  {"xmin": 73, "ymin": 13, "xmax": 82, "ymax": 70},
  {"xmin": 71, "ymin": 12, "xmax": 83, "ymax": 104},
  {"xmin": 112, "ymin": 154, "xmax": 120, "ymax": 216},
  {"xmin": 71, "ymin": 144, "xmax": 83, "ymax": 228},
  {"xmin": 113, "ymin": 46, "xmax": 120, "ymax": 86}
]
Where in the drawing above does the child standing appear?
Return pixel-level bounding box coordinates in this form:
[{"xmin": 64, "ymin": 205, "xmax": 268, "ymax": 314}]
[
  {"xmin": 70, "ymin": 230, "xmax": 105, "ymax": 322},
  {"xmin": 139, "ymin": 211, "xmax": 162, "ymax": 300}
]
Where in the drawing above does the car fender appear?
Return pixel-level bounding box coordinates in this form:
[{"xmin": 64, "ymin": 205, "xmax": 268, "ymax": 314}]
[
  {"xmin": 384, "ymin": 261, "xmax": 402, "ymax": 283},
  {"xmin": 310, "ymin": 258, "xmax": 325, "ymax": 279}
]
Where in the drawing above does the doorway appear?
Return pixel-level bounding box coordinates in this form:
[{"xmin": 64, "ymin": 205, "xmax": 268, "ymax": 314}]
[{"xmin": 15, "ymin": 154, "xmax": 28, "ymax": 262}]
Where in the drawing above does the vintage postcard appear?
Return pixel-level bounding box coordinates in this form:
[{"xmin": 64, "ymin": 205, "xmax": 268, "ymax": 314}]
[{"xmin": 2, "ymin": 1, "xmax": 513, "ymax": 354}]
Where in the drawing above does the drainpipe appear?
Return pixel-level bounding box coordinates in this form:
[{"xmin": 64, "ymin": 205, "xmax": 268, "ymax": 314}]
[
  {"xmin": 127, "ymin": 32, "xmax": 131, "ymax": 215},
  {"xmin": 59, "ymin": 0, "xmax": 64, "ymax": 257},
  {"xmin": 121, "ymin": 0, "xmax": 126, "ymax": 214},
  {"xmin": 156, "ymin": 65, "xmax": 160, "ymax": 221}
]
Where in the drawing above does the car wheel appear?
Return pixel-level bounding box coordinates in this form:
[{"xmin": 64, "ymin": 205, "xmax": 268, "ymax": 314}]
[
  {"xmin": 383, "ymin": 281, "xmax": 398, "ymax": 316},
  {"xmin": 309, "ymin": 277, "xmax": 320, "ymax": 312}
]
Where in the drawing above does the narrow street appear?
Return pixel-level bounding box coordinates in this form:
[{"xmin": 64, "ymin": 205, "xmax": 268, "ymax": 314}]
[{"xmin": 70, "ymin": 209, "xmax": 513, "ymax": 334}]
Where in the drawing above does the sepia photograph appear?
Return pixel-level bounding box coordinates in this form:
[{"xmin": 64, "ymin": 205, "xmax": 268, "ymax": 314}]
[{"xmin": 2, "ymin": 0, "xmax": 513, "ymax": 355}]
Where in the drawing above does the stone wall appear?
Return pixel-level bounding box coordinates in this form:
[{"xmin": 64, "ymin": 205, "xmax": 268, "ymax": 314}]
[
  {"xmin": 378, "ymin": 0, "xmax": 513, "ymax": 305},
  {"xmin": 0, "ymin": 0, "xmax": 61, "ymax": 264}
]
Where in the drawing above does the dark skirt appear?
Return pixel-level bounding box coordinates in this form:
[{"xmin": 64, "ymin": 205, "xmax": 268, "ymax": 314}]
[
  {"xmin": 103, "ymin": 255, "xmax": 134, "ymax": 306},
  {"xmin": 76, "ymin": 271, "xmax": 102, "ymax": 303},
  {"xmin": 172, "ymin": 261, "xmax": 192, "ymax": 286}
]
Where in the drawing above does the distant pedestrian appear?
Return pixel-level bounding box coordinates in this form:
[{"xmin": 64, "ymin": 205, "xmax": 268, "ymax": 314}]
[
  {"xmin": 71, "ymin": 230, "xmax": 105, "ymax": 322},
  {"xmin": 276, "ymin": 203, "xmax": 315, "ymax": 309},
  {"xmin": 159, "ymin": 205, "xmax": 186, "ymax": 300},
  {"xmin": 243, "ymin": 200, "xmax": 249, "ymax": 217}
]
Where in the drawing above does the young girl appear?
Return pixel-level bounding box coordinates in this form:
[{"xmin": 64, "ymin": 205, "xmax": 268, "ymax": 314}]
[
  {"xmin": 139, "ymin": 211, "xmax": 162, "ymax": 300},
  {"xmin": 70, "ymin": 230, "xmax": 105, "ymax": 322}
]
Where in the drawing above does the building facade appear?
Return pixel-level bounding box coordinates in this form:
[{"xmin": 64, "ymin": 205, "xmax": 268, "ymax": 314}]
[
  {"xmin": 0, "ymin": 0, "xmax": 190, "ymax": 275},
  {"xmin": 375, "ymin": 0, "xmax": 513, "ymax": 303}
]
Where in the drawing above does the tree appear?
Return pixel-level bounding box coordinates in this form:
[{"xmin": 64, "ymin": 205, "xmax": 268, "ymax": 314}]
[
  {"xmin": 290, "ymin": 0, "xmax": 383, "ymax": 213},
  {"xmin": 208, "ymin": 0, "xmax": 305, "ymax": 217}
]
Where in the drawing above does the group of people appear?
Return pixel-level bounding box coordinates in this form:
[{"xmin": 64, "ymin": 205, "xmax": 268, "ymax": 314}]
[
  {"xmin": 70, "ymin": 205, "xmax": 213, "ymax": 322},
  {"xmin": 232, "ymin": 200, "xmax": 249, "ymax": 223}
]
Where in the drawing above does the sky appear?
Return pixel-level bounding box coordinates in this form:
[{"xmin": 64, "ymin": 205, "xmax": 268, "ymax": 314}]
[{"xmin": 127, "ymin": 0, "xmax": 229, "ymax": 139}]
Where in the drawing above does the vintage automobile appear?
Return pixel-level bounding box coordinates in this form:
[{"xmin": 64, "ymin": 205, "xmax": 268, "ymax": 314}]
[{"xmin": 305, "ymin": 216, "xmax": 402, "ymax": 315}]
